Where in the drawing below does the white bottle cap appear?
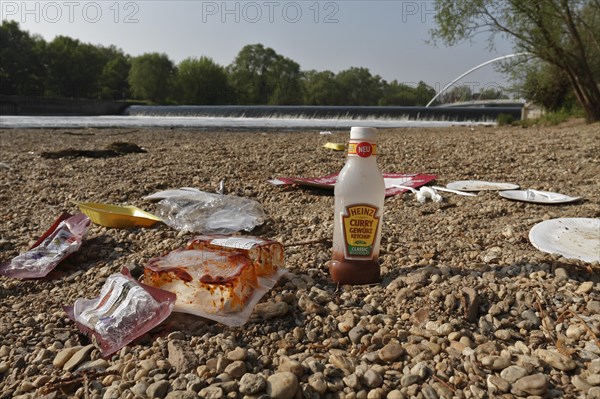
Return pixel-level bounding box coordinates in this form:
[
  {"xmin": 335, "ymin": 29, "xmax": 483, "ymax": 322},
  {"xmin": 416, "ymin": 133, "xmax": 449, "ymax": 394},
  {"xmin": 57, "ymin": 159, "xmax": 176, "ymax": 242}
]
[{"xmin": 350, "ymin": 127, "xmax": 377, "ymax": 141}]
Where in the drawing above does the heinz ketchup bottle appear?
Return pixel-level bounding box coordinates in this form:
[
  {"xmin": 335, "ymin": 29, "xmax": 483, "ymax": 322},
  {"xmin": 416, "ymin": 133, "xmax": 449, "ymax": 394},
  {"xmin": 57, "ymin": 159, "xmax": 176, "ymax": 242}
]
[{"xmin": 330, "ymin": 127, "xmax": 385, "ymax": 285}]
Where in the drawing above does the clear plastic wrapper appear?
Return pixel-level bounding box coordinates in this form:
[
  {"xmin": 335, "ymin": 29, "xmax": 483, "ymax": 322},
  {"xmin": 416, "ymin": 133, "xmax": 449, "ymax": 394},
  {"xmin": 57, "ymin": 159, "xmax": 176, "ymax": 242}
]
[
  {"xmin": 187, "ymin": 235, "xmax": 284, "ymax": 277},
  {"xmin": 150, "ymin": 190, "xmax": 266, "ymax": 234},
  {"xmin": 65, "ymin": 269, "xmax": 175, "ymax": 357},
  {"xmin": 0, "ymin": 213, "xmax": 90, "ymax": 279}
]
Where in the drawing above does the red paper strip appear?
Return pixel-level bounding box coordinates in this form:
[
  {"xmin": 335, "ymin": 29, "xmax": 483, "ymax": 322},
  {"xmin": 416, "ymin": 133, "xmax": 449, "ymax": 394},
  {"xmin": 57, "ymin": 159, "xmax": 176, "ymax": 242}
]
[{"xmin": 269, "ymin": 173, "xmax": 437, "ymax": 197}]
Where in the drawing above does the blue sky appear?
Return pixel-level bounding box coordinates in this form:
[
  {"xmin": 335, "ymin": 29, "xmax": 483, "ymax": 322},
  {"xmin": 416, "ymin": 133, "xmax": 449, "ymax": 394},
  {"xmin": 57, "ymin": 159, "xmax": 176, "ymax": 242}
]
[{"xmin": 2, "ymin": 1, "xmax": 516, "ymax": 91}]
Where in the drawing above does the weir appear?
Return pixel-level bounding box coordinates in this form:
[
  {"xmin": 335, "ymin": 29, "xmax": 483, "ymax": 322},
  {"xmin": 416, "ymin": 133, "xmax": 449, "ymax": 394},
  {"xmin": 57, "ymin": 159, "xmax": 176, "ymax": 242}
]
[
  {"xmin": 0, "ymin": 95, "xmax": 523, "ymax": 122},
  {"xmin": 127, "ymin": 105, "xmax": 523, "ymax": 122}
]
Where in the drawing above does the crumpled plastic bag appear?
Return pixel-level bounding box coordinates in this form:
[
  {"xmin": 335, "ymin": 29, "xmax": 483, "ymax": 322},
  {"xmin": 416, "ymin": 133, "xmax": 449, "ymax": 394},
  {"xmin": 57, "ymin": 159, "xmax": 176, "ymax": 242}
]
[
  {"xmin": 392, "ymin": 185, "xmax": 443, "ymax": 204},
  {"xmin": 149, "ymin": 189, "xmax": 266, "ymax": 234},
  {"xmin": 0, "ymin": 213, "xmax": 90, "ymax": 279},
  {"xmin": 65, "ymin": 268, "xmax": 176, "ymax": 357},
  {"xmin": 416, "ymin": 186, "xmax": 443, "ymax": 204}
]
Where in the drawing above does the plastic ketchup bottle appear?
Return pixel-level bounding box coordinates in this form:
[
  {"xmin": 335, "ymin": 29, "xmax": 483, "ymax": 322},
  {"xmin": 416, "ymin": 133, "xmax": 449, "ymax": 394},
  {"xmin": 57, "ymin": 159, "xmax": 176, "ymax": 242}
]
[{"xmin": 330, "ymin": 127, "xmax": 385, "ymax": 285}]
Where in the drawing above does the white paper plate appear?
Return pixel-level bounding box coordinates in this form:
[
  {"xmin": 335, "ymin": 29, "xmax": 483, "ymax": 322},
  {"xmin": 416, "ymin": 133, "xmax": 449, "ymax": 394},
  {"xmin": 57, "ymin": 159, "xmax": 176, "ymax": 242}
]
[
  {"xmin": 499, "ymin": 190, "xmax": 582, "ymax": 204},
  {"xmin": 446, "ymin": 180, "xmax": 520, "ymax": 192},
  {"xmin": 529, "ymin": 218, "xmax": 600, "ymax": 263}
]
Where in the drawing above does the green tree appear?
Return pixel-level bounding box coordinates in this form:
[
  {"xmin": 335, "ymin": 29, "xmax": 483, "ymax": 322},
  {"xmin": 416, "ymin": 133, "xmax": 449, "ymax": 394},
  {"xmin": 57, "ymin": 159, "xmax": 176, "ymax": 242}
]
[
  {"xmin": 520, "ymin": 62, "xmax": 572, "ymax": 111},
  {"xmin": 99, "ymin": 51, "xmax": 131, "ymax": 100},
  {"xmin": 379, "ymin": 80, "xmax": 417, "ymax": 106},
  {"xmin": 430, "ymin": 0, "xmax": 600, "ymax": 122},
  {"xmin": 228, "ymin": 44, "xmax": 302, "ymax": 104},
  {"xmin": 415, "ymin": 81, "xmax": 436, "ymax": 105},
  {"xmin": 269, "ymin": 56, "xmax": 303, "ymax": 105},
  {"xmin": 228, "ymin": 44, "xmax": 274, "ymax": 104},
  {"xmin": 44, "ymin": 35, "xmax": 108, "ymax": 98},
  {"xmin": 379, "ymin": 80, "xmax": 436, "ymax": 106},
  {"xmin": 476, "ymin": 87, "xmax": 508, "ymax": 101},
  {"xmin": 0, "ymin": 21, "xmax": 46, "ymax": 96},
  {"xmin": 301, "ymin": 70, "xmax": 341, "ymax": 105},
  {"xmin": 440, "ymin": 85, "xmax": 473, "ymax": 103},
  {"xmin": 335, "ymin": 67, "xmax": 382, "ymax": 105},
  {"xmin": 174, "ymin": 56, "xmax": 231, "ymax": 104},
  {"xmin": 128, "ymin": 53, "xmax": 174, "ymax": 103}
]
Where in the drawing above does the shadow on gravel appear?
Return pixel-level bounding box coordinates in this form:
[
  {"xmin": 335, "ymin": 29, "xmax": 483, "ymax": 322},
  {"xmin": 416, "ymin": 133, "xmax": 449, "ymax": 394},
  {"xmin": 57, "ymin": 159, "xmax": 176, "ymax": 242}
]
[
  {"xmin": 276, "ymin": 186, "xmax": 335, "ymax": 197},
  {"xmin": 40, "ymin": 142, "xmax": 147, "ymax": 159}
]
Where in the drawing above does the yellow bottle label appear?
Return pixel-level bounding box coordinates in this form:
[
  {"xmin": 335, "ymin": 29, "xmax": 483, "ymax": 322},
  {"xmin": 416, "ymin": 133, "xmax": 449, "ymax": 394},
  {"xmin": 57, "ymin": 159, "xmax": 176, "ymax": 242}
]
[
  {"xmin": 348, "ymin": 141, "xmax": 377, "ymax": 157},
  {"xmin": 341, "ymin": 204, "xmax": 380, "ymax": 257}
]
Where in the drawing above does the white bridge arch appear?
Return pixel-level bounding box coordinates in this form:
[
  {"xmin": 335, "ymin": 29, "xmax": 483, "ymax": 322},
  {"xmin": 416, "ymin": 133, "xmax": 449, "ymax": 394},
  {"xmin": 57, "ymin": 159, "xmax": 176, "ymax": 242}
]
[{"xmin": 426, "ymin": 52, "xmax": 532, "ymax": 107}]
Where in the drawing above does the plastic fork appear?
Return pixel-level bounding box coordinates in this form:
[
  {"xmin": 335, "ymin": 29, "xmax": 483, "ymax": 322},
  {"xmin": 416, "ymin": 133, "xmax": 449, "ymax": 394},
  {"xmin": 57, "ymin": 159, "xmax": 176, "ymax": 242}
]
[{"xmin": 431, "ymin": 186, "xmax": 477, "ymax": 197}]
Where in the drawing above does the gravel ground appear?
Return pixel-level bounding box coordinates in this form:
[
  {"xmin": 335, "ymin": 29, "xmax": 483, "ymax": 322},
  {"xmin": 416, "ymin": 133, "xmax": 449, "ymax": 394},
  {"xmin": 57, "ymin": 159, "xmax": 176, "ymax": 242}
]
[{"xmin": 0, "ymin": 121, "xmax": 599, "ymax": 399}]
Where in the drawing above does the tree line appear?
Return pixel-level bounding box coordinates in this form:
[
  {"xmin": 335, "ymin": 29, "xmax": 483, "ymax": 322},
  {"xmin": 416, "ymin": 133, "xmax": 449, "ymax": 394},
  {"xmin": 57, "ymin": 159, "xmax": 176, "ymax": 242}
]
[
  {"xmin": 1, "ymin": 21, "xmax": 508, "ymax": 107},
  {"xmin": 6, "ymin": 6, "xmax": 596, "ymax": 118}
]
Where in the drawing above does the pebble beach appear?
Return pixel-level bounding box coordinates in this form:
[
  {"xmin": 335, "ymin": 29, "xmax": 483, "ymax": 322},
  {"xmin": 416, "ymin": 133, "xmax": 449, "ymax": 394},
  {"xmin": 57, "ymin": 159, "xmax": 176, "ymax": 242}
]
[{"xmin": 0, "ymin": 121, "xmax": 599, "ymax": 399}]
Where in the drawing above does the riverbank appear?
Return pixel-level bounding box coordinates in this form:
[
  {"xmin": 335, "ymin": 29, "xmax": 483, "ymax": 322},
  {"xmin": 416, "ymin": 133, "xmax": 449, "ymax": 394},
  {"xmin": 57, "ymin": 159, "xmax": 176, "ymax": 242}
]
[
  {"xmin": 0, "ymin": 122, "xmax": 599, "ymax": 398},
  {"xmin": 0, "ymin": 95, "xmax": 137, "ymax": 116}
]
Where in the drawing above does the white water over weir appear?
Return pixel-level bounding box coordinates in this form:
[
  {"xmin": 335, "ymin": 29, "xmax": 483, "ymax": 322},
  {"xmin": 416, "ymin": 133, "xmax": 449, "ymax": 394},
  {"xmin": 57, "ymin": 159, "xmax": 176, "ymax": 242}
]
[
  {"xmin": 0, "ymin": 104, "xmax": 524, "ymax": 129},
  {"xmin": 426, "ymin": 53, "xmax": 532, "ymax": 108},
  {"xmin": 126, "ymin": 105, "xmax": 523, "ymax": 123}
]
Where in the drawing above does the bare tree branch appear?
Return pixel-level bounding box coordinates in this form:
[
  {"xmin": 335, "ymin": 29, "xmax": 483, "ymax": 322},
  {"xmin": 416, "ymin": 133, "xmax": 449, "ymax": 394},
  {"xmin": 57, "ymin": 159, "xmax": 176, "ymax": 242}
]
[{"xmin": 430, "ymin": 0, "xmax": 600, "ymax": 121}]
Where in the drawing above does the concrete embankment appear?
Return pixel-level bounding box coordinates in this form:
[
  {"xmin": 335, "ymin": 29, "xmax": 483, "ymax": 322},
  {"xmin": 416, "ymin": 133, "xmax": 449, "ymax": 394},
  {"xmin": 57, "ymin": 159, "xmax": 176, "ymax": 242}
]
[{"xmin": 0, "ymin": 95, "xmax": 134, "ymax": 116}]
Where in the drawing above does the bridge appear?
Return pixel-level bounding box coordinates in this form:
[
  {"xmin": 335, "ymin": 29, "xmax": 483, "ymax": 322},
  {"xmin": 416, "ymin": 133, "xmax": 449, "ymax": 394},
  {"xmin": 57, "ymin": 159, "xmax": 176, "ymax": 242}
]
[{"xmin": 426, "ymin": 53, "xmax": 532, "ymax": 107}]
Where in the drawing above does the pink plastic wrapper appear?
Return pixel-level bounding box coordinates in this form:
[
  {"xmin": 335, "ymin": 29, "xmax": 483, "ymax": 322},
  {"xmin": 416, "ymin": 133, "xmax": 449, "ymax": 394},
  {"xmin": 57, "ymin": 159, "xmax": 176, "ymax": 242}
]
[
  {"xmin": 64, "ymin": 268, "xmax": 176, "ymax": 357},
  {"xmin": 0, "ymin": 212, "xmax": 91, "ymax": 279}
]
